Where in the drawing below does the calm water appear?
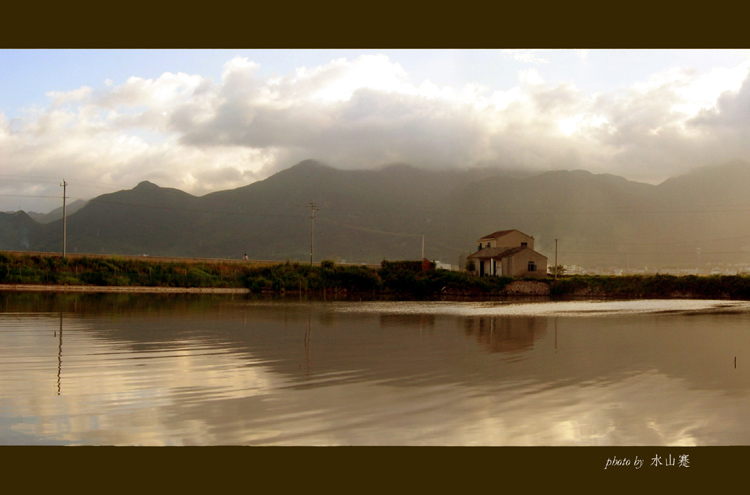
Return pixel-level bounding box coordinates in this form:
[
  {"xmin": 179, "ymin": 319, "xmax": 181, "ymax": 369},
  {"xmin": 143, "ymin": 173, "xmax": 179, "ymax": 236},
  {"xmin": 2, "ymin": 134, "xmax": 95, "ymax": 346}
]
[{"xmin": 2, "ymin": 292, "xmax": 750, "ymax": 446}]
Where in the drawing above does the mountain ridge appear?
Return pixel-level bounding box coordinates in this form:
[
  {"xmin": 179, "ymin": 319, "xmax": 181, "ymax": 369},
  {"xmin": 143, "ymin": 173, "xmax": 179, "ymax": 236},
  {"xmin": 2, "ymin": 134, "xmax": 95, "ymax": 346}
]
[{"xmin": 4, "ymin": 159, "xmax": 750, "ymax": 268}]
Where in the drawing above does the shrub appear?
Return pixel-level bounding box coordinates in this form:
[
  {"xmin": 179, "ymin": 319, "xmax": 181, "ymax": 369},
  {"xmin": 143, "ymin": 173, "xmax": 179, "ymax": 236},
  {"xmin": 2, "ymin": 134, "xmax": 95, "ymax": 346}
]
[
  {"xmin": 335, "ymin": 265, "xmax": 381, "ymax": 292},
  {"xmin": 56, "ymin": 276, "xmax": 82, "ymax": 285},
  {"xmin": 247, "ymin": 276, "xmax": 271, "ymax": 293}
]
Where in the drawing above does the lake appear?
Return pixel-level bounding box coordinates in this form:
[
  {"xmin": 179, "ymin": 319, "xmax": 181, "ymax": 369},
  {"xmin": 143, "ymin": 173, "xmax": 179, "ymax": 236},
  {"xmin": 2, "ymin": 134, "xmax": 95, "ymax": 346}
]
[{"xmin": 2, "ymin": 292, "xmax": 750, "ymax": 446}]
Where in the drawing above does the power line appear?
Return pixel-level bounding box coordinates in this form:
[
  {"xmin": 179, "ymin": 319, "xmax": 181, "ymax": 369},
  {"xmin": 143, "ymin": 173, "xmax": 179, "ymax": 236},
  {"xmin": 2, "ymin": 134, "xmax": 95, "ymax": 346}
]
[
  {"xmin": 10, "ymin": 193, "xmax": 750, "ymax": 252},
  {"xmin": 315, "ymin": 199, "xmax": 750, "ymax": 217},
  {"xmin": 568, "ymin": 235, "xmax": 750, "ymax": 246},
  {"xmin": 11, "ymin": 177, "xmax": 750, "ymax": 221},
  {"xmin": 0, "ymin": 175, "xmax": 62, "ymax": 184},
  {"xmin": 85, "ymin": 197, "xmax": 310, "ymax": 220},
  {"xmin": 317, "ymin": 217, "xmax": 423, "ymax": 238},
  {"xmin": 9, "ymin": 178, "xmax": 750, "ymax": 261},
  {"xmin": 316, "ymin": 217, "xmax": 428, "ymax": 259},
  {"xmin": 0, "ymin": 194, "xmax": 63, "ymax": 199}
]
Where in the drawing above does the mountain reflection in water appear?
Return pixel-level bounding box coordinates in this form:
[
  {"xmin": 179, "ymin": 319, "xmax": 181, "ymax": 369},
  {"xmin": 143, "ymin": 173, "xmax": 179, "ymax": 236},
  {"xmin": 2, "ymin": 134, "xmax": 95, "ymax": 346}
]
[{"xmin": 2, "ymin": 293, "xmax": 750, "ymax": 446}]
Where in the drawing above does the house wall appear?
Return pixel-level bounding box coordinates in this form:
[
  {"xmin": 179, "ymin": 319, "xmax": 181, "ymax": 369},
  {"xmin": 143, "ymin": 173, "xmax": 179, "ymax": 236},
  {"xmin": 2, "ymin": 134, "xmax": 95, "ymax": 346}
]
[
  {"xmin": 502, "ymin": 256, "xmax": 512, "ymax": 276},
  {"xmin": 505, "ymin": 249, "xmax": 548, "ymax": 278},
  {"xmin": 473, "ymin": 249, "xmax": 547, "ymax": 278},
  {"xmin": 479, "ymin": 259, "xmax": 498, "ymax": 276},
  {"xmin": 479, "ymin": 231, "xmax": 534, "ymax": 250}
]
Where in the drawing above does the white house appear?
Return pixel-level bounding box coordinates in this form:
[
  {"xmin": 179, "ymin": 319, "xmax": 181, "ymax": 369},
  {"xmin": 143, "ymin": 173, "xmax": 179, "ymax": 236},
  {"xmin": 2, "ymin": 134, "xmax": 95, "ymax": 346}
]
[{"xmin": 467, "ymin": 229, "xmax": 548, "ymax": 278}]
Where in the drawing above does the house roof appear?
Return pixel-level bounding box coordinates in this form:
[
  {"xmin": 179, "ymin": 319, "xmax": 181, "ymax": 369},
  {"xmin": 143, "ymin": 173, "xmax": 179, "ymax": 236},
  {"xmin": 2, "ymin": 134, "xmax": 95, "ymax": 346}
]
[
  {"xmin": 468, "ymin": 246, "xmax": 525, "ymax": 260},
  {"xmin": 478, "ymin": 229, "xmax": 533, "ymax": 240},
  {"xmin": 468, "ymin": 245, "xmax": 548, "ymax": 261}
]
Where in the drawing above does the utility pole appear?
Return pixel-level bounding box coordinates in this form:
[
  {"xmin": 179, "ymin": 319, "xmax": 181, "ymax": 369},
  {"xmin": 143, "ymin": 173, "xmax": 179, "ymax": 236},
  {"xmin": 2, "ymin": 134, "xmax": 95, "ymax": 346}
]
[
  {"xmin": 554, "ymin": 238, "xmax": 559, "ymax": 280},
  {"xmin": 421, "ymin": 235, "xmax": 425, "ymax": 260},
  {"xmin": 60, "ymin": 179, "xmax": 68, "ymax": 258},
  {"xmin": 309, "ymin": 202, "xmax": 319, "ymax": 265}
]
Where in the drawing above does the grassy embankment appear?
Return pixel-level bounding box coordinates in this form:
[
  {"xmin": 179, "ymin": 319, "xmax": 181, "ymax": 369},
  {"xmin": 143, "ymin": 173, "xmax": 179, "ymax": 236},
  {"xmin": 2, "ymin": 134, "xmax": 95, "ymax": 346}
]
[
  {"xmin": 0, "ymin": 253, "xmax": 513, "ymax": 296},
  {"xmin": 549, "ymin": 273, "xmax": 750, "ymax": 299},
  {"xmin": 4, "ymin": 252, "xmax": 750, "ymax": 298}
]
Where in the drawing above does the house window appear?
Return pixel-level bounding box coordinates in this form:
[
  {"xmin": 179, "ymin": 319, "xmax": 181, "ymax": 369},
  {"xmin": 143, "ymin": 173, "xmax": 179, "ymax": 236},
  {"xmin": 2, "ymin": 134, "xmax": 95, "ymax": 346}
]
[
  {"xmin": 521, "ymin": 242, "xmax": 527, "ymax": 247},
  {"xmin": 528, "ymin": 261, "xmax": 536, "ymax": 272},
  {"xmin": 486, "ymin": 243, "xmax": 491, "ymax": 248}
]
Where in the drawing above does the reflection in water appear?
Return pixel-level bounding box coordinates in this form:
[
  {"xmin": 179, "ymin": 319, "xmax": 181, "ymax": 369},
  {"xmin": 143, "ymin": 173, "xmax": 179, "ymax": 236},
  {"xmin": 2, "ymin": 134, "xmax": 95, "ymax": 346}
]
[
  {"xmin": 463, "ymin": 316, "xmax": 545, "ymax": 354},
  {"xmin": 2, "ymin": 293, "xmax": 750, "ymax": 445},
  {"xmin": 380, "ymin": 313, "xmax": 436, "ymax": 328},
  {"xmin": 305, "ymin": 309, "xmax": 311, "ymax": 376},
  {"xmin": 57, "ymin": 313, "xmax": 63, "ymax": 396}
]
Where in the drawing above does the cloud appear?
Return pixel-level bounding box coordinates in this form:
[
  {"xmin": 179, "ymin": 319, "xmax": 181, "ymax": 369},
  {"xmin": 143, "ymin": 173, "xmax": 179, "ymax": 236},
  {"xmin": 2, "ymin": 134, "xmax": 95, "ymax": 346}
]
[
  {"xmin": 501, "ymin": 49, "xmax": 551, "ymax": 65},
  {"xmin": 689, "ymin": 71, "xmax": 750, "ymax": 129},
  {"xmin": 4, "ymin": 52, "xmax": 750, "ymax": 212}
]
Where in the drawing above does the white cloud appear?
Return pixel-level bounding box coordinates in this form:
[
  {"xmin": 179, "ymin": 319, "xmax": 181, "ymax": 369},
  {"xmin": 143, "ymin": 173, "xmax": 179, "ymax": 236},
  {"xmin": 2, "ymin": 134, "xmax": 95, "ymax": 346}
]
[
  {"xmin": 48, "ymin": 86, "xmax": 92, "ymax": 108},
  {"xmin": 501, "ymin": 49, "xmax": 551, "ymax": 65},
  {"xmin": 5, "ymin": 51, "xmax": 750, "ymax": 212},
  {"xmin": 291, "ymin": 54, "xmax": 412, "ymax": 102},
  {"xmin": 674, "ymin": 63, "xmax": 750, "ymax": 116}
]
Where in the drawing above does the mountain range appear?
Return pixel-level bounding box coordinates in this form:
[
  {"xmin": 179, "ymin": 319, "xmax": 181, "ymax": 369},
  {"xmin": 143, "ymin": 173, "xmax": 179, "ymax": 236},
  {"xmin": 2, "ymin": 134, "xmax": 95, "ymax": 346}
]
[
  {"xmin": 26, "ymin": 200, "xmax": 88, "ymax": 224},
  {"xmin": 4, "ymin": 158, "xmax": 750, "ymax": 269}
]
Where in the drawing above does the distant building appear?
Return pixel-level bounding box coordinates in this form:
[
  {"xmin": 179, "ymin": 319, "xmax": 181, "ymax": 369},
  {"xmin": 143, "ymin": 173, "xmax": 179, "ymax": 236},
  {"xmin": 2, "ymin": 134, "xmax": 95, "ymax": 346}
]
[
  {"xmin": 467, "ymin": 229, "xmax": 548, "ymax": 278},
  {"xmin": 435, "ymin": 261, "xmax": 453, "ymax": 270}
]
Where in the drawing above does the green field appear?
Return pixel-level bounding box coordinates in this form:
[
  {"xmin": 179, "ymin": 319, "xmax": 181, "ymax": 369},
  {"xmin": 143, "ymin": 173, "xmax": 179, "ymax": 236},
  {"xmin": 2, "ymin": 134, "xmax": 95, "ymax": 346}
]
[
  {"xmin": 0, "ymin": 253, "xmax": 513, "ymax": 296},
  {"xmin": 4, "ymin": 252, "xmax": 750, "ymax": 299}
]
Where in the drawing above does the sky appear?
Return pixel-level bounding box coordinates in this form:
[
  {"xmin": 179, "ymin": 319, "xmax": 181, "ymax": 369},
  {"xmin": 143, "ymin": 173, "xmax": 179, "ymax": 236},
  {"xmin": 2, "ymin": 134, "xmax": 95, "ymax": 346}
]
[{"xmin": 3, "ymin": 48, "xmax": 750, "ymax": 213}]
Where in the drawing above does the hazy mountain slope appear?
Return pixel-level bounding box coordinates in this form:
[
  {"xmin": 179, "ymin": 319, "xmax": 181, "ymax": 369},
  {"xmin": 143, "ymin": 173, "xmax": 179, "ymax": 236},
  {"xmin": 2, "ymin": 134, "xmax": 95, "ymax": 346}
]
[
  {"xmin": 33, "ymin": 181, "xmax": 203, "ymax": 256},
  {"xmin": 197, "ymin": 160, "xmax": 486, "ymax": 261},
  {"xmin": 651, "ymin": 160, "xmax": 750, "ymax": 263},
  {"xmin": 12, "ymin": 159, "xmax": 750, "ymax": 268},
  {"xmin": 27, "ymin": 199, "xmax": 88, "ymax": 224},
  {"xmin": 442, "ymin": 169, "xmax": 664, "ymax": 266},
  {"xmin": 0, "ymin": 211, "xmax": 41, "ymax": 251}
]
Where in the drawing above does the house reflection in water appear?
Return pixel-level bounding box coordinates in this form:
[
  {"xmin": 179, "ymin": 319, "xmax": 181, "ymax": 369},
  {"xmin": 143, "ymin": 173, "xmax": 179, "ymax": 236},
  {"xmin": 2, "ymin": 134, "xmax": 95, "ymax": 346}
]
[
  {"xmin": 379, "ymin": 314, "xmax": 436, "ymax": 329},
  {"xmin": 463, "ymin": 316, "xmax": 546, "ymax": 353}
]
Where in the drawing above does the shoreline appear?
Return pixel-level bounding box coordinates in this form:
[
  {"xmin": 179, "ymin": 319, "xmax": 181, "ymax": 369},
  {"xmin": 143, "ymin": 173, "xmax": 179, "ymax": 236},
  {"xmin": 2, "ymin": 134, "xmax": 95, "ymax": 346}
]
[
  {"xmin": 0, "ymin": 284, "xmax": 251, "ymax": 294},
  {"xmin": 0, "ymin": 280, "xmax": 552, "ymax": 296},
  {"xmin": 2, "ymin": 282, "xmax": 749, "ymax": 300}
]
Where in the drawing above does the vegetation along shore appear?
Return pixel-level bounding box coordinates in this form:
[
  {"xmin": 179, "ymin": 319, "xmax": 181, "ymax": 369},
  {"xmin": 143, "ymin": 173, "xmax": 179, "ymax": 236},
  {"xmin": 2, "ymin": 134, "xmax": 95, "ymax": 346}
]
[{"xmin": 3, "ymin": 252, "xmax": 750, "ymax": 299}]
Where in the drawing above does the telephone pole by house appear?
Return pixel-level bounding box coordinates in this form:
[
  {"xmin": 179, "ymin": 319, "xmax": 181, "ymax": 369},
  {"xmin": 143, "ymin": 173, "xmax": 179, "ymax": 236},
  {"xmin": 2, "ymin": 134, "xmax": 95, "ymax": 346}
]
[
  {"xmin": 554, "ymin": 238, "xmax": 559, "ymax": 280},
  {"xmin": 60, "ymin": 179, "xmax": 68, "ymax": 258},
  {"xmin": 309, "ymin": 202, "xmax": 319, "ymax": 265}
]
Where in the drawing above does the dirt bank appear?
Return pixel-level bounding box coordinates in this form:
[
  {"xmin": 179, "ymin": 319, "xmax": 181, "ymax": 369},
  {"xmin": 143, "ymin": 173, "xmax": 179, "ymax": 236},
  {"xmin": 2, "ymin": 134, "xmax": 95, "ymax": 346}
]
[
  {"xmin": 1, "ymin": 281, "xmax": 553, "ymax": 297},
  {"xmin": 0, "ymin": 284, "xmax": 250, "ymax": 294},
  {"xmin": 500, "ymin": 280, "xmax": 550, "ymax": 296}
]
